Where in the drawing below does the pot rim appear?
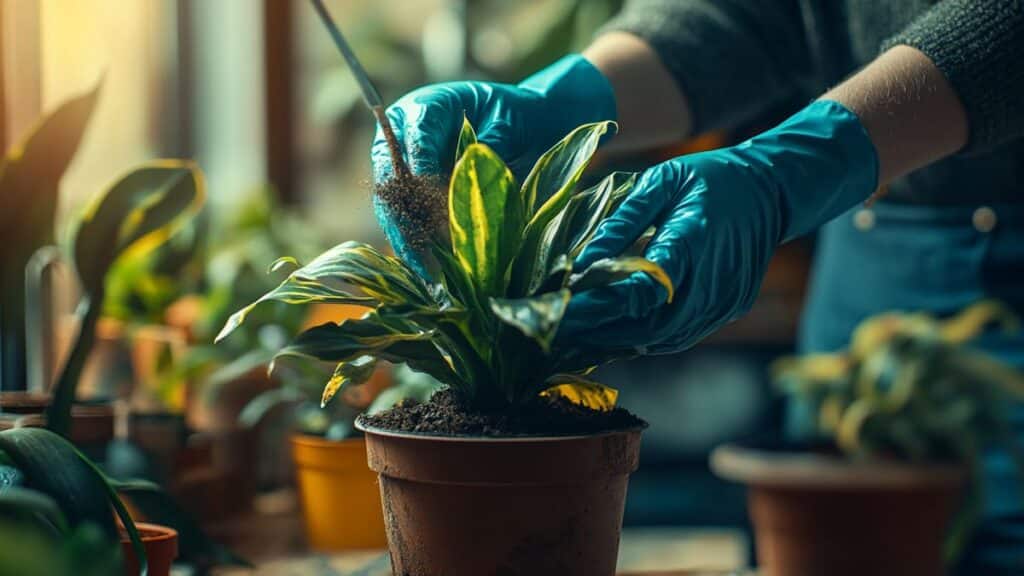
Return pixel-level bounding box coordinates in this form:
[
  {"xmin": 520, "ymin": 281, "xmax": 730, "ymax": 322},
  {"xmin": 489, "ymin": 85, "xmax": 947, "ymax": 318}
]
[
  {"xmin": 355, "ymin": 416, "xmax": 646, "ymax": 443},
  {"xmin": 120, "ymin": 522, "xmax": 178, "ymax": 543},
  {"xmin": 711, "ymin": 443, "xmax": 966, "ymax": 490}
]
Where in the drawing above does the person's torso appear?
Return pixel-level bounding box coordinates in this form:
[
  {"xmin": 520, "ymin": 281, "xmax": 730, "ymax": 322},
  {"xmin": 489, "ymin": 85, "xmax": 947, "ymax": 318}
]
[{"xmin": 799, "ymin": 0, "xmax": 1024, "ymax": 205}]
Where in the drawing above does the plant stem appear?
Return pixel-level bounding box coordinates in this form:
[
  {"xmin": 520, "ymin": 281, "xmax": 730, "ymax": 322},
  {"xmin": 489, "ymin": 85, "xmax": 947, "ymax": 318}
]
[{"xmin": 46, "ymin": 293, "xmax": 102, "ymax": 438}]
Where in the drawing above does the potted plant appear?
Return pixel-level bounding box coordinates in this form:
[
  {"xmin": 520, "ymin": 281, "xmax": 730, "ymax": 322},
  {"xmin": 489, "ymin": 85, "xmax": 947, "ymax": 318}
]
[
  {"xmin": 0, "ymin": 426, "xmax": 172, "ymax": 575},
  {"xmin": 711, "ymin": 301, "xmax": 1024, "ymax": 576},
  {"xmin": 217, "ymin": 119, "xmax": 671, "ymax": 574}
]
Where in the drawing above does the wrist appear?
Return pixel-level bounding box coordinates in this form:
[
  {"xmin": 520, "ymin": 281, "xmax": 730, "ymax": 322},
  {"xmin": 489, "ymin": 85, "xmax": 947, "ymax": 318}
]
[
  {"xmin": 746, "ymin": 100, "xmax": 880, "ymax": 241},
  {"xmin": 519, "ymin": 54, "xmax": 618, "ymax": 128}
]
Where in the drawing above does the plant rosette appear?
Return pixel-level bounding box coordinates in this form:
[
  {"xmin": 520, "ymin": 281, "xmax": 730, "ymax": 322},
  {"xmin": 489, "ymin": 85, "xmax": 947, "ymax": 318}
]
[
  {"xmin": 217, "ymin": 118, "xmax": 667, "ymax": 575},
  {"xmin": 713, "ymin": 302, "xmax": 1024, "ymax": 576}
]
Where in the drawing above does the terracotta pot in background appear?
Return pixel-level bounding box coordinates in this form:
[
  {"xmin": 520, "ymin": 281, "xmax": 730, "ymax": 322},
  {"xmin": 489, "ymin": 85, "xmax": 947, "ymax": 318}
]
[
  {"xmin": 120, "ymin": 522, "xmax": 178, "ymax": 576},
  {"xmin": 0, "ymin": 392, "xmax": 114, "ymax": 453},
  {"xmin": 711, "ymin": 444, "xmax": 965, "ymax": 576},
  {"xmin": 360, "ymin": 423, "xmax": 643, "ymax": 576},
  {"xmin": 291, "ymin": 435, "xmax": 387, "ymax": 551}
]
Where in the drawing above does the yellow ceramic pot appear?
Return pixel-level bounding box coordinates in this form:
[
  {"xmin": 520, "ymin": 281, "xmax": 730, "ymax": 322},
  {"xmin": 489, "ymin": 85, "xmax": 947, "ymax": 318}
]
[{"xmin": 291, "ymin": 435, "xmax": 387, "ymax": 550}]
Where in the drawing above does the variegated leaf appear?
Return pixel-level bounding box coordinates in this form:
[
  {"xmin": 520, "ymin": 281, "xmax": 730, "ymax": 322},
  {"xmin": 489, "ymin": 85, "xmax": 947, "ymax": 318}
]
[
  {"xmin": 448, "ymin": 143, "xmax": 520, "ymax": 298},
  {"xmin": 511, "ymin": 121, "xmax": 614, "ymax": 296},
  {"xmin": 321, "ymin": 356, "xmax": 378, "ymax": 407},
  {"xmin": 540, "ymin": 374, "xmax": 618, "ymax": 412},
  {"xmin": 569, "ymin": 257, "xmax": 675, "ymax": 303}
]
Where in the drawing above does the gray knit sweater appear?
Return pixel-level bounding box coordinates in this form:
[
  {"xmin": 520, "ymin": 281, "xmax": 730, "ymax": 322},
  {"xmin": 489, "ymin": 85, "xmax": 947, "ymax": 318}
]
[{"xmin": 602, "ymin": 0, "xmax": 1024, "ymax": 204}]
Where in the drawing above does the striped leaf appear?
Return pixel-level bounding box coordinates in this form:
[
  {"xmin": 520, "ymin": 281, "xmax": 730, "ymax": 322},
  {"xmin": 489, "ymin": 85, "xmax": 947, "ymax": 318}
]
[
  {"xmin": 511, "ymin": 121, "xmax": 614, "ymax": 296},
  {"xmin": 216, "ymin": 241, "xmax": 431, "ymax": 343},
  {"xmin": 570, "ymin": 257, "xmax": 675, "ymax": 303},
  {"xmin": 448, "ymin": 143, "xmax": 521, "ymax": 298},
  {"xmin": 540, "ymin": 374, "xmax": 619, "ymax": 411}
]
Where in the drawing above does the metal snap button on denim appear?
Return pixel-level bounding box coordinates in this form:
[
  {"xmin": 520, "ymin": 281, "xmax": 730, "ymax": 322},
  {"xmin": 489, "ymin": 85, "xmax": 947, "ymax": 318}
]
[
  {"xmin": 853, "ymin": 208, "xmax": 875, "ymax": 231},
  {"xmin": 972, "ymin": 206, "xmax": 997, "ymax": 233}
]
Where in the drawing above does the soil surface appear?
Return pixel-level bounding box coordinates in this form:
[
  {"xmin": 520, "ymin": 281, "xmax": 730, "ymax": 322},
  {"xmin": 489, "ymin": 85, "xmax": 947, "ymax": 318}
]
[{"xmin": 359, "ymin": 389, "xmax": 646, "ymax": 437}]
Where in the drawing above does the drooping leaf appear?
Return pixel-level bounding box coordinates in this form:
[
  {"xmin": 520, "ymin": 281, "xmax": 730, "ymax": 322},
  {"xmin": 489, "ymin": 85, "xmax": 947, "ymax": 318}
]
[
  {"xmin": 454, "ymin": 113, "xmax": 477, "ymax": 164},
  {"xmin": 540, "ymin": 374, "xmax": 619, "ymax": 411},
  {"xmin": 0, "ymin": 486, "xmax": 69, "ymax": 534},
  {"xmin": 570, "ymin": 256, "xmax": 675, "ymax": 303},
  {"xmin": 448, "ymin": 143, "xmax": 520, "ymax": 298},
  {"xmin": 0, "ymin": 428, "xmax": 117, "ymax": 539},
  {"xmin": 73, "ymin": 160, "xmax": 205, "ymax": 297},
  {"xmin": 490, "ymin": 290, "xmax": 571, "ymax": 353},
  {"xmin": 216, "ymin": 241, "xmax": 430, "ymax": 343},
  {"xmin": 321, "ymin": 356, "xmax": 379, "ymax": 407}
]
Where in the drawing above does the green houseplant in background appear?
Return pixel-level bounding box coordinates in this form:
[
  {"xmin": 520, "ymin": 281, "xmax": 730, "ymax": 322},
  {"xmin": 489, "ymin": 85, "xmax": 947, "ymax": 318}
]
[
  {"xmin": 712, "ymin": 301, "xmax": 1024, "ymax": 576},
  {"xmin": 217, "ymin": 119, "xmax": 669, "ymax": 575},
  {"xmin": 0, "ymin": 85, "xmax": 98, "ymax": 393}
]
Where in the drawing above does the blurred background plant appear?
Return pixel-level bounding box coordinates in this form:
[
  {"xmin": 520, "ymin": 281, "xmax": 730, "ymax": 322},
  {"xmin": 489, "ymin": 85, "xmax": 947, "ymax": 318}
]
[{"xmin": 776, "ymin": 301, "xmax": 1024, "ymax": 463}]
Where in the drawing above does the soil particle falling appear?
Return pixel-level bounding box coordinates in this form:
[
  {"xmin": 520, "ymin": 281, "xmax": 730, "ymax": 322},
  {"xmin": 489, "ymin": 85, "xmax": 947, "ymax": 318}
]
[{"xmin": 372, "ymin": 105, "xmax": 449, "ymax": 251}]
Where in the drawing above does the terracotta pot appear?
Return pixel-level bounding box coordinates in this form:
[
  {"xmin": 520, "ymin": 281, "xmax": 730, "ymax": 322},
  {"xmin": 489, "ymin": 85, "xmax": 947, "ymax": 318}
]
[
  {"xmin": 120, "ymin": 522, "xmax": 178, "ymax": 576},
  {"xmin": 291, "ymin": 434, "xmax": 387, "ymax": 550},
  {"xmin": 359, "ymin": 422, "xmax": 643, "ymax": 576},
  {"xmin": 711, "ymin": 444, "xmax": 965, "ymax": 576},
  {"xmin": 0, "ymin": 392, "xmax": 114, "ymax": 449}
]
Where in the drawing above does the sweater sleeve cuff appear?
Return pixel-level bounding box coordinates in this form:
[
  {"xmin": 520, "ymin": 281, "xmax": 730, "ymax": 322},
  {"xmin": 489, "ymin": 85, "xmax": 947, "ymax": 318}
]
[{"xmin": 882, "ymin": 0, "xmax": 1024, "ymax": 154}]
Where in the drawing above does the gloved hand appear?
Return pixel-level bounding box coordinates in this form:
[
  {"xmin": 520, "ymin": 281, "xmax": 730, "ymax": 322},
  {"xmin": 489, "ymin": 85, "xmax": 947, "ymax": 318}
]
[
  {"xmin": 371, "ymin": 55, "xmax": 616, "ymax": 269},
  {"xmin": 558, "ymin": 100, "xmax": 879, "ymax": 355}
]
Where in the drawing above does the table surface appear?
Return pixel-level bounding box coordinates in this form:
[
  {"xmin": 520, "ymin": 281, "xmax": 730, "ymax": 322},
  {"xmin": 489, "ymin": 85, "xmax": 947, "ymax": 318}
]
[{"xmin": 207, "ymin": 491, "xmax": 754, "ymax": 576}]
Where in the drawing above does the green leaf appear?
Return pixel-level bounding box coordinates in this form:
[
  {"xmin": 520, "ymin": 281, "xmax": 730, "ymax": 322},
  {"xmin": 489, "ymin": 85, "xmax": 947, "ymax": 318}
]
[
  {"xmin": 565, "ymin": 172, "xmax": 636, "ymax": 259},
  {"xmin": 490, "ymin": 289, "xmax": 571, "ymax": 353},
  {"xmin": 570, "ymin": 257, "xmax": 675, "ymax": 303},
  {"xmin": 321, "ymin": 356, "xmax": 378, "ymax": 407},
  {"xmin": 511, "ymin": 121, "xmax": 615, "ymax": 295},
  {"xmin": 216, "ymin": 241, "xmax": 430, "ymax": 343},
  {"xmin": 448, "ymin": 143, "xmax": 520, "ymax": 298},
  {"xmin": 540, "ymin": 374, "xmax": 619, "ymax": 412},
  {"xmin": 454, "ymin": 113, "xmax": 477, "ymax": 164},
  {"xmin": 0, "ymin": 486, "xmax": 69, "ymax": 534},
  {"xmin": 0, "ymin": 82, "xmax": 100, "ymax": 269},
  {"xmin": 520, "ymin": 121, "xmax": 615, "ymax": 217},
  {"xmin": 0, "ymin": 428, "xmax": 117, "ymax": 540},
  {"xmin": 73, "ymin": 160, "xmax": 205, "ymax": 297}
]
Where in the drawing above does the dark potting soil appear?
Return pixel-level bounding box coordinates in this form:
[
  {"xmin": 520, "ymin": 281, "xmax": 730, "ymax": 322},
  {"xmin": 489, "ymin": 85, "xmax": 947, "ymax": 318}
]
[
  {"xmin": 374, "ymin": 173, "xmax": 448, "ymax": 252},
  {"xmin": 359, "ymin": 388, "xmax": 646, "ymax": 437}
]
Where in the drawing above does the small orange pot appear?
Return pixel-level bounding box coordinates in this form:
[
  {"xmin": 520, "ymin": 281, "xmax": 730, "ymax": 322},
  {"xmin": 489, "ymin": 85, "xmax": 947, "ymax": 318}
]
[
  {"xmin": 120, "ymin": 522, "xmax": 178, "ymax": 576},
  {"xmin": 291, "ymin": 434, "xmax": 387, "ymax": 551}
]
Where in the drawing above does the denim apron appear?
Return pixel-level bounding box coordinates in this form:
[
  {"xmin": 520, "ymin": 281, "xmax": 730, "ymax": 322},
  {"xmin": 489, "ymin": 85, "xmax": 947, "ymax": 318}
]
[{"xmin": 800, "ymin": 201, "xmax": 1024, "ymax": 575}]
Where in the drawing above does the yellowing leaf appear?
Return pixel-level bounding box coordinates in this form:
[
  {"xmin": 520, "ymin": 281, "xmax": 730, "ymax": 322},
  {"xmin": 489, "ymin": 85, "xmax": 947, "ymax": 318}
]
[
  {"xmin": 939, "ymin": 300, "xmax": 1020, "ymax": 344},
  {"xmin": 540, "ymin": 374, "xmax": 618, "ymax": 411},
  {"xmin": 569, "ymin": 256, "xmax": 675, "ymax": 303},
  {"xmin": 321, "ymin": 356, "xmax": 378, "ymax": 407}
]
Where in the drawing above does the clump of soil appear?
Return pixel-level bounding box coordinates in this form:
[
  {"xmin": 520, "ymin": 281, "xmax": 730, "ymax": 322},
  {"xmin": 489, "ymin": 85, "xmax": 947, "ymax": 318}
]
[
  {"xmin": 359, "ymin": 388, "xmax": 646, "ymax": 437},
  {"xmin": 374, "ymin": 172, "xmax": 448, "ymax": 251}
]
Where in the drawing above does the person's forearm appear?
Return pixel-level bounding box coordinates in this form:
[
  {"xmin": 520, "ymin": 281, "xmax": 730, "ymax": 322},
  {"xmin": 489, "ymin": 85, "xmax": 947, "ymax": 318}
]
[
  {"xmin": 583, "ymin": 32, "xmax": 693, "ymax": 153},
  {"xmin": 821, "ymin": 45, "xmax": 968, "ymax": 187}
]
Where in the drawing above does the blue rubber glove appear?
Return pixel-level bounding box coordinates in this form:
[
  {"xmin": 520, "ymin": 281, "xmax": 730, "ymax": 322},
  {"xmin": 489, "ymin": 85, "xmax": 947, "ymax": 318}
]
[
  {"xmin": 559, "ymin": 100, "xmax": 879, "ymax": 355},
  {"xmin": 371, "ymin": 55, "xmax": 616, "ymax": 269}
]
